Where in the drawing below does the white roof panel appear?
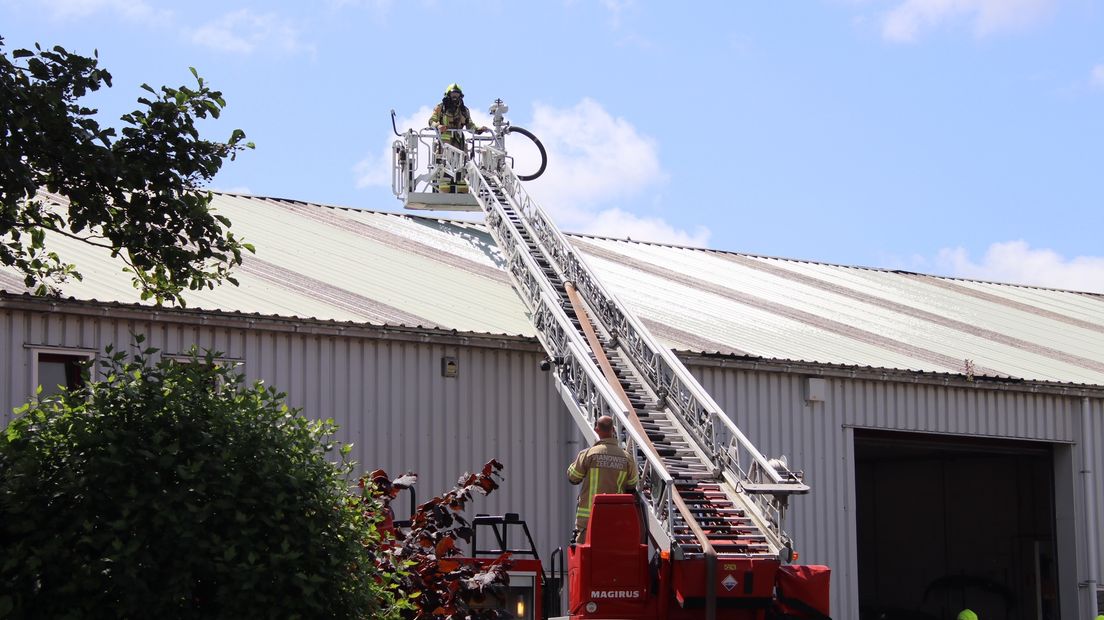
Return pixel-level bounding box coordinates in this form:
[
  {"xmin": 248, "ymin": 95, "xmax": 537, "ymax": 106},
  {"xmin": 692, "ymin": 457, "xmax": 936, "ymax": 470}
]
[{"xmin": 4, "ymin": 193, "xmax": 1103, "ymax": 386}]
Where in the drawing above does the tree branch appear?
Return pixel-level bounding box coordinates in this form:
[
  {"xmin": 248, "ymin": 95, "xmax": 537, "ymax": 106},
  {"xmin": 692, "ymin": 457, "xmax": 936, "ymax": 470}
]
[{"xmin": 11, "ymin": 219, "xmax": 114, "ymax": 250}]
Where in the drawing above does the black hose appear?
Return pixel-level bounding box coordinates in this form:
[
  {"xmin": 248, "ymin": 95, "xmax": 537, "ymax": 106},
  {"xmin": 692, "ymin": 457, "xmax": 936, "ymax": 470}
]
[
  {"xmin": 507, "ymin": 125, "xmax": 547, "ymax": 181},
  {"xmin": 390, "ymin": 109, "xmax": 400, "ymax": 136}
]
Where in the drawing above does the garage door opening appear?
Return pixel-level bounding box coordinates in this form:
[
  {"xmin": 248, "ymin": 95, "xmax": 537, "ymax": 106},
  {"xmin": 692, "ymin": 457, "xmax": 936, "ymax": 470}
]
[{"xmin": 855, "ymin": 430, "xmax": 1058, "ymax": 620}]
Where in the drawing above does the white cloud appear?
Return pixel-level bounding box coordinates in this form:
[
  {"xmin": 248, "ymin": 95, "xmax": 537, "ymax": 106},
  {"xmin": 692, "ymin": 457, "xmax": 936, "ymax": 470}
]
[
  {"xmin": 584, "ymin": 209, "xmax": 710, "ymax": 247},
  {"xmin": 355, "ymin": 98, "xmax": 707, "ymax": 247},
  {"xmin": 352, "ymin": 152, "xmax": 391, "ymax": 190},
  {"xmin": 522, "ymin": 99, "xmax": 663, "ymax": 211},
  {"xmin": 326, "ymin": 0, "xmax": 396, "ymax": 27},
  {"xmin": 36, "ymin": 0, "xmax": 171, "ymax": 24},
  {"xmin": 520, "ymin": 99, "xmax": 705, "ymax": 245},
  {"xmin": 1091, "ymin": 64, "xmax": 1104, "ymax": 90},
  {"xmin": 331, "ymin": 0, "xmax": 394, "ymax": 7},
  {"xmin": 190, "ymin": 9, "xmax": 314, "ymax": 56},
  {"xmin": 330, "ymin": 0, "xmax": 394, "ymax": 12},
  {"xmin": 936, "ymin": 240, "xmax": 1104, "ymax": 293},
  {"xmin": 880, "ymin": 0, "xmax": 1056, "ymax": 42},
  {"xmin": 600, "ymin": 0, "xmax": 635, "ymax": 28},
  {"xmin": 354, "ymin": 105, "xmax": 436, "ymax": 189},
  {"xmin": 212, "ymin": 186, "xmax": 253, "ymax": 195}
]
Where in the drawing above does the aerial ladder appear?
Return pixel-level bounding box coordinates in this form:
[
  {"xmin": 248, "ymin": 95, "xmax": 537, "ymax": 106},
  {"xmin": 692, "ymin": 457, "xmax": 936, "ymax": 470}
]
[{"xmin": 391, "ymin": 101, "xmax": 830, "ymax": 620}]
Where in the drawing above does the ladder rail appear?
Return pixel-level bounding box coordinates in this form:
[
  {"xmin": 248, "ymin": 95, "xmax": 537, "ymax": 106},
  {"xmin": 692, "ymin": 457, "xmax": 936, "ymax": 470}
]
[
  {"xmin": 390, "ymin": 113, "xmax": 810, "ymax": 562},
  {"xmin": 490, "ymin": 160, "xmax": 809, "ymax": 545},
  {"xmin": 471, "ymin": 158, "xmax": 750, "ymax": 563},
  {"xmin": 466, "ymin": 160, "xmax": 677, "ymax": 546}
]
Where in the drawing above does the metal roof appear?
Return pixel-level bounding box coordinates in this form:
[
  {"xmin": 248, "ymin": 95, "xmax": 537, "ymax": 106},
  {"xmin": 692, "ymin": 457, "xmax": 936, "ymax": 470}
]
[{"xmin": 4, "ymin": 192, "xmax": 1104, "ymax": 386}]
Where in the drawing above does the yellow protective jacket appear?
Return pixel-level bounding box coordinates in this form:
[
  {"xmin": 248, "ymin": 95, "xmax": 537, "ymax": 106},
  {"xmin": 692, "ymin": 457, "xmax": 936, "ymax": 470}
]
[
  {"xmin": 429, "ymin": 103, "xmax": 477, "ymax": 149},
  {"xmin": 567, "ymin": 437, "xmax": 638, "ymax": 533}
]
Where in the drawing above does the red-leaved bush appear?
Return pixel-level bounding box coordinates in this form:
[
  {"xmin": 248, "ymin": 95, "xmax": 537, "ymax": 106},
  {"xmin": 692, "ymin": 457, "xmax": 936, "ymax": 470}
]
[{"xmin": 361, "ymin": 460, "xmax": 512, "ymax": 620}]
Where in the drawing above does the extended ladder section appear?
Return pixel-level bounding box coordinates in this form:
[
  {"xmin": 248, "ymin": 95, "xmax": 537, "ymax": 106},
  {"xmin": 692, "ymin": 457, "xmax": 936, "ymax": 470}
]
[
  {"xmin": 464, "ymin": 144, "xmax": 809, "ymax": 566},
  {"xmin": 390, "ymin": 108, "xmax": 810, "ymax": 585}
]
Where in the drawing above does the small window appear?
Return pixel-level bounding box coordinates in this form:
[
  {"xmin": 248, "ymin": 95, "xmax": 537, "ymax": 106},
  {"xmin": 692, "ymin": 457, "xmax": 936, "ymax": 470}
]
[{"xmin": 36, "ymin": 351, "xmax": 93, "ymax": 399}]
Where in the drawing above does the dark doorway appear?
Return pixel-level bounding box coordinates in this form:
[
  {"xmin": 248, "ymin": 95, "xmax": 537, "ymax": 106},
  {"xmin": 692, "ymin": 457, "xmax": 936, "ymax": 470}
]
[{"xmin": 855, "ymin": 430, "xmax": 1058, "ymax": 620}]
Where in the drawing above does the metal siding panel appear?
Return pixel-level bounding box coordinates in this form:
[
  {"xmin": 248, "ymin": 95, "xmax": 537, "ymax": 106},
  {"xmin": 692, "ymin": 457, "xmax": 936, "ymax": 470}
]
[
  {"xmin": 0, "ymin": 311, "xmax": 7, "ymax": 419},
  {"xmin": 318, "ymin": 337, "xmax": 334, "ymax": 430},
  {"xmin": 691, "ymin": 360, "xmax": 1092, "ymax": 620},
  {"xmin": 371, "ymin": 339, "xmax": 388, "ymax": 471},
  {"xmin": 824, "ymin": 379, "xmax": 1076, "ymax": 441},
  {"xmin": 307, "ymin": 337, "xmax": 577, "ymax": 561},
  {"xmin": 3, "ymin": 306, "xmax": 1099, "ymax": 615},
  {"xmin": 1, "ymin": 310, "xmax": 18, "ymax": 422},
  {"xmin": 1086, "ymin": 398, "xmax": 1104, "ymax": 598},
  {"xmin": 432, "ymin": 343, "xmax": 452, "ymax": 487},
  {"xmin": 0, "ymin": 308, "xmax": 576, "ymax": 566},
  {"xmin": 1090, "ymin": 394, "xmax": 1099, "ymax": 582}
]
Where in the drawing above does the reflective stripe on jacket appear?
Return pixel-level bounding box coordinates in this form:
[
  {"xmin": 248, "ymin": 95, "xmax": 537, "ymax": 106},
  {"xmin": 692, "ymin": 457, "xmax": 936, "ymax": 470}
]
[
  {"xmin": 568, "ymin": 437, "xmax": 638, "ymax": 527},
  {"xmin": 429, "ymin": 103, "xmax": 477, "ymax": 148}
]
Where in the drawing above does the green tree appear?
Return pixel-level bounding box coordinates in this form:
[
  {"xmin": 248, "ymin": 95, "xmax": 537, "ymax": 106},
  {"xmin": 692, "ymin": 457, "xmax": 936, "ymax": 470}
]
[
  {"xmin": 0, "ymin": 36, "xmax": 253, "ymax": 305},
  {"xmin": 0, "ymin": 339, "xmax": 402, "ymax": 619}
]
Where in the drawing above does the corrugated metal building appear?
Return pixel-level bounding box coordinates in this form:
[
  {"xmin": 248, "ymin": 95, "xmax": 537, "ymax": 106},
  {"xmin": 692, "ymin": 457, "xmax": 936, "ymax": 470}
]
[{"xmin": 2, "ymin": 192, "xmax": 1102, "ymax": 619}]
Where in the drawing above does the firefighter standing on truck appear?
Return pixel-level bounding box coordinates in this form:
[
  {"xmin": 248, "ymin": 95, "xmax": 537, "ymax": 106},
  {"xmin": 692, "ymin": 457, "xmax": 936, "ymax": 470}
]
[
  {"xmin": 567, "ymin": 415, "xmax": 638, "ymax": 543},
  {"xmin": 428, "ymin": 83, "xmax": 486, "ymax": 193}
]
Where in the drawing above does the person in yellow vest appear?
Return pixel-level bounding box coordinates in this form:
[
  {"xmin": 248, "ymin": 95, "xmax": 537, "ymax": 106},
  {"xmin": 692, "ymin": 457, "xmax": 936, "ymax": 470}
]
[
  {"xmin": 428, "ymin": 83, "xmax": 486, "ymax": 193},
  {"xmin": 567, "ymin": 415, "xmax": 638, "ymax": 543},
  {"xmin": 956, "ymin": 609, "xmax": 977, "ymax": 620}
]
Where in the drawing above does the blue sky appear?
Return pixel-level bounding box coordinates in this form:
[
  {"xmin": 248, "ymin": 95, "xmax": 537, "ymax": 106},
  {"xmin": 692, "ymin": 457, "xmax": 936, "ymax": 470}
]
[{"xmin": 3, "ymin": 0, "xmax": 1103, "ymax": 292}]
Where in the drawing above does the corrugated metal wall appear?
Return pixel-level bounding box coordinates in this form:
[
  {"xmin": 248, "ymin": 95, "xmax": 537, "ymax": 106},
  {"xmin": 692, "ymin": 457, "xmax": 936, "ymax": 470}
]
[
  {"xmin": 692, "ymin": 361, "xmax": 1104, "ymax": 619},
  {"xmin": 4, "ymin": 302, "xmax": 1102, "ymax": 618},
  {"xmin": 1077, "ymin": 395, "xmax": 1104, "ymax": 616},
  {"xmin": 0, "ymin": 305, "xmax": 581, "ymax": 563}
]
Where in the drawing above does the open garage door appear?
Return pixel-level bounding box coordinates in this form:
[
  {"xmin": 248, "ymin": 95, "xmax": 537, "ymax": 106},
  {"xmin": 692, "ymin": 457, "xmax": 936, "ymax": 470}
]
[{"xmin": 855, "ymin": 430, "xmax": 1058, "ymax": 620}]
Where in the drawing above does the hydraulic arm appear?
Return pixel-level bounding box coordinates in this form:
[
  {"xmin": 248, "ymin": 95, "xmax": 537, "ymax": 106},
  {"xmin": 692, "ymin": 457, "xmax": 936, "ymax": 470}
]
[{"xmin": 391, "ymin": 100, "xmax": 827, "ymax": 620}]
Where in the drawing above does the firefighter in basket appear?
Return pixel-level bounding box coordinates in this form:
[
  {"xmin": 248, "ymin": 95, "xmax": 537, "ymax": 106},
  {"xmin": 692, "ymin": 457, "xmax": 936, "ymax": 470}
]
[{"xmin": 428, "ymin": 83, "xmax": 486, "ymax": 193}]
